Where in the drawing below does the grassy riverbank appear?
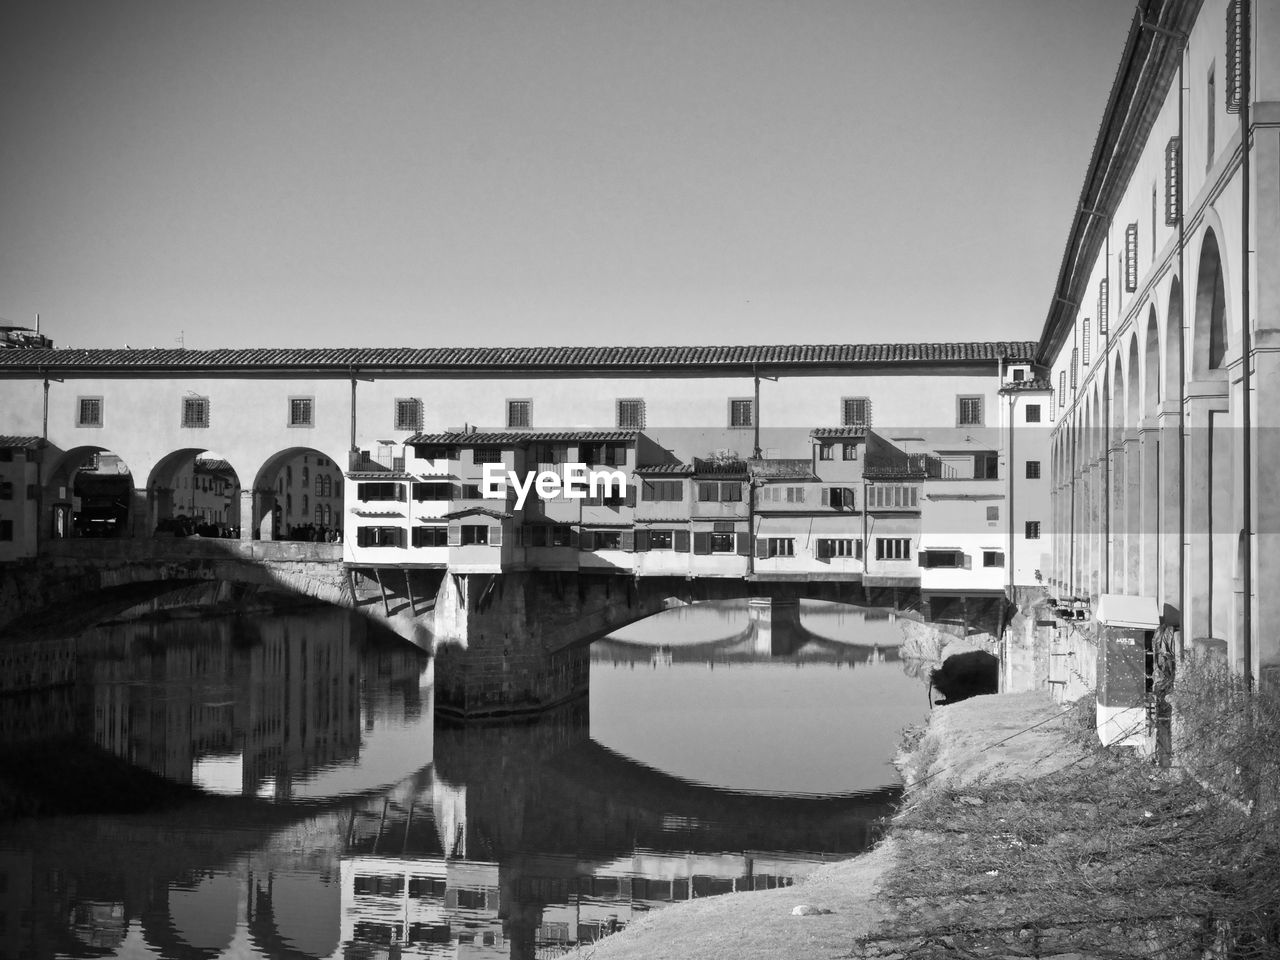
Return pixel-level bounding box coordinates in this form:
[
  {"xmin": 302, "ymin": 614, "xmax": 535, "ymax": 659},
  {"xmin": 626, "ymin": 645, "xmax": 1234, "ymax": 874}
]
[{"xmin": 567, "ymin": 688, "xmax": 1280, "ymax": 960}]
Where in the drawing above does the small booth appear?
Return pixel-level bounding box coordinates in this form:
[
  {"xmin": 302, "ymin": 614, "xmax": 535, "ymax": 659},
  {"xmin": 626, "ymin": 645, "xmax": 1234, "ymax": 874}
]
[{"xmin": 1094, "ymin": 594, "xmax": 1160, "ymax": 748}]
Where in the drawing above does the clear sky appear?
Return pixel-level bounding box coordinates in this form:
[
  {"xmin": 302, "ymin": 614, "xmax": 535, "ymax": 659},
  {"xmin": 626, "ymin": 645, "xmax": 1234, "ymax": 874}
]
[{"xmin": 0, "ymin": 1, "xmax": 1134, "ymax": 351}]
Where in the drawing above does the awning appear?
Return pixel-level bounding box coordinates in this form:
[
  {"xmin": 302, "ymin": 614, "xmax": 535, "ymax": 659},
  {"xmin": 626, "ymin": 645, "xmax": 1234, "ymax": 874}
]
[{"xmin": 1095, "ymin": 593, "xmax": 1160, "ymax": 629}]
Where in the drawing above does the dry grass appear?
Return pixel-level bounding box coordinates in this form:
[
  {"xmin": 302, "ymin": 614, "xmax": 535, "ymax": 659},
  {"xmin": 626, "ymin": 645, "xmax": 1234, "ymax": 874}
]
[{"xmin": 854, "ymin": 685, "xmax": 1280, "ymax": 960}]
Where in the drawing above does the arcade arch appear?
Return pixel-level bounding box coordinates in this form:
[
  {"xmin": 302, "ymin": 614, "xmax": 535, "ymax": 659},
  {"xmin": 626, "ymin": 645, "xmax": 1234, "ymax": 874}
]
[
  {"xmin": 44, "ymin": 445, "xmax": 136, "ymax": 539},
  {"xmin": 250, "ymin": 446, "xmax": 346, "ymax": 542}
]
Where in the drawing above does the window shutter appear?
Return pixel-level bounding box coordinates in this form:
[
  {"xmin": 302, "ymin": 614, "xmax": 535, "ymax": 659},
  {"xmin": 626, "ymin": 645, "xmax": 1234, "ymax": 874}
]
[
  {"xmin": 569, "ymin": 527, "xmax": 580, "ymax": 548},
  {"xmin": 447, "ymin": 523, "xmax": 461, "ymax": 547},
  {"xmin": 674, "ymin": 530, "xmax": 690, "ymax": 552},
  {"xmin": 624, "ymin": 485, "xmax": 636, "ymax": 508},
  {"xmin": 1226, "ymin": 0, "xmax": 1245, "ymax": 114},
  {"xmin": 693, "ymin": 532, "xmax": 711, "ymax": 555},
  {"xmin": 1082, "ymin": 319, "xmax": 1091, "ymax": 366},
  {"xmin": 621, "ymin": 529, "xmax": 635, "ymax": 551},
  {"xmin": 1165, "ymin": 136, "xmax": 1181, "ymax": 225},
  {"xmin": 490, "ymin": 524, "xmax": 503, "ymax": 547},
  {"xmin": 1059, "ymin": 370, "xmax": 1066, "ymax": 405},
  {"xmin": 736, "ymin": 532, "xmax": 750, "ymax": 556},
  {"xmin": 580, "ymin": 530, "xmax": 596, "ymax": 551},
  {"xmin": 1098, "ymin": 279, "xmax": 1109, "ymax": 334},
  {"xmin": 357, "ymin": 527, "xmax": 370, "ymax": 547},
  {"xmin": 856, "ymin": 539, "xmax": 864, "ymax": 560},
  {"xmin": 917, "ymin": 551, "xmax": 930, "ymax": 568},
  {"xmin": 634, "ymin": 530, "xmax": 650, "ymax": 551},
  {"xmin": 821, "ymin": 487, "xmax": 830, "ymax": 507},
  {"xmin": 1070, "ymin": 348, "xmax": 1079, "ymax": 390},
  {"xmin": 815, "ymin": 539, "xmax": 829, "ymax": 560},
  {"xmin": 755, "ymin": 537, "xmax": 769, "ymax": 559},
  {"xmin": 1124, "ymin": 222, "xmax": 1138, "ymax": 292},
  {"xmin": 844, "ymin": 488, "xmax": 856, "ymax": 509},
  {"xmin": 962, "ymin": 552, "xmax": 972, "ymax": 570}
]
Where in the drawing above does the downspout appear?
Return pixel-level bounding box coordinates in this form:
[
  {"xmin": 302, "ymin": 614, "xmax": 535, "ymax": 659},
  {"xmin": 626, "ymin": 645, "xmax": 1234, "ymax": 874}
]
[
  {"xmin": 40, "ymin": 373, "xmax": 49, "ymax": 550},
  {"xmin": 349, "ymin": 370, "xmax": 359, "ymax": 470},
  {"xmin": 1239, "ymin": 0, "xmax": 1253, "ymax": 685},
  {"xmin": 1177, "ymin": 39, "xmax": 1188, "ymax": 655},
  {"xmin": 752, "ymin": 365, "xmax": 762, "ymax": 459}
]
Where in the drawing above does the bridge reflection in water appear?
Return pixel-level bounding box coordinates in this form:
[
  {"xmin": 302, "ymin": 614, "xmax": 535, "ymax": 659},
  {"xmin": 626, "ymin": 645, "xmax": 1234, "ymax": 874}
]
[{"xmin": 0, "ymin": 601, "xmax": 922, "ymax": 960}]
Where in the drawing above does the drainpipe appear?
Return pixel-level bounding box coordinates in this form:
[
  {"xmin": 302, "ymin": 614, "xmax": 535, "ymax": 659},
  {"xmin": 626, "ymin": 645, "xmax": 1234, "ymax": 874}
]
[
  {"xmin": 752, "ymin": 365, "xmax": 762, "ymax": 459},
  {"xmin": 349, "ymin": 370, "xmax": 359, "ymax": 469},
  {"xmin": 1239, "ymin": 0, "xmax": 1253, "ymax": 686},
  {"xmin": 1177, "ymin": 40, "xmax": 1188, "ymax": 655}
]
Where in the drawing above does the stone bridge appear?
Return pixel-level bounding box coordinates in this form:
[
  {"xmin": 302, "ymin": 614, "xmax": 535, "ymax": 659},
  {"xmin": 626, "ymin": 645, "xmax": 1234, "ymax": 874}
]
[{"xmin": 2, "ymin": 540, "xmax": 1003, "ymax": 717}]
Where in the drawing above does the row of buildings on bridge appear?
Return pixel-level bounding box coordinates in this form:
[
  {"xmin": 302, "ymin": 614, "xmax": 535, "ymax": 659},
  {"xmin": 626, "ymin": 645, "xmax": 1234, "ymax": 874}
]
[{"xmin": 0, "ymin": 343, "xmax": 1051, "ymax": 605}]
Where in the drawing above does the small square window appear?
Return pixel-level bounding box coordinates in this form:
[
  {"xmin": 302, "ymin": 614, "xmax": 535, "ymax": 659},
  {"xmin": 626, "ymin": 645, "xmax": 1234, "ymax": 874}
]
[
  {"xmin": 841, "ymin": 396, "xmax": 870, "ymax": 427},
  {"xmin": 1025, "ymin": 521, "xmax": 1041, "ymax": 540},
  {"xmin": 842, "ymin": 443, "xmax": 858, "ymax": 461},
  {"xmin": 77, "ymin": 396, "xmax": 103, "ymax": 428},
  {"xmin": 395, "ymin": 398, "xmax": 423, "ymax": 431},
  {"xmin": 1025, "ymin": 460, "xmax": 1041, "ymax": 479},
  {"xmin": 1012, "ymin": 369, "xmax": 1026, "ymax": 382},
  {"xmin": 289, "ymin": 397, "xmax": 314, "ymax": 427},
  {"xmin": 1025, "ymin": 404, "xmax": 1042, "ymax": 423},
  {"xmin": 507, "ymin": 399, "xmax": 532, "ymax": 429},
  {"xmin": 181, "ymin": 396, "xmax": 209, "ymax": 428},
  {"xmin": 983, "ymin": 550, "xmax": 1005, "ymax": 568},
  {"xmin": 986, "ymin": 505, "xmax": 1000, "ymax": 523},
  {"xmin": 957, "ymin": 396, "xmax": 983, "ymax": 426},
  {"xmin": 818, "ymin": 443, "xmax": 834, "ymax": 461},
  {"xmin": 728, "ymin": 398, "xmax": 754, "ymax": 429},
  {"xmin": 617, "ymin": 398, "xmax": 645, "ymax": 429}
]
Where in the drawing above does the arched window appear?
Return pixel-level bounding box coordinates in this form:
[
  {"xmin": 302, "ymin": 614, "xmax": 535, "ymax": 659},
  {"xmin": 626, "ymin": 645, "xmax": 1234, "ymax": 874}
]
[
  {"xmin": 323, "ymin": 504, "xmax": 332, "ymax": 525},
  {"xmin": 302, "ymin": 467, "xmax": 310, "ymax": 486},
  {"xmin": 315, "ymin": 505, "xmax": 323, "ymax": 524},
  {"xmin": 314, "ymin": 474, "xmax": 323, "ymax": 495},
  {"xmin": 303, "ymin": 494, "xmax": 309, "ymax": 514}
]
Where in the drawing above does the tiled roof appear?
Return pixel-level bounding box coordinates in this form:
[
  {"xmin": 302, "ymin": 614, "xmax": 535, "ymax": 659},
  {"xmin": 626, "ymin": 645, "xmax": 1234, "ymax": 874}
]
[
  {"xmin": 748, "ymin": 459, "xmax": 817, "ymax": 480},
  {"xmin": 692, "ymin": 457, "xmax": 749, "ymax": 477},
  {"xmin": 0, "ymin": 435, "xmax": 43, "ymax": 449},
  {"xmin": 0, "ymin": 341, "xmax": 1039, "ymax": 373},
  {"xmin": 193, "ymin": 457, "xmax": 233, "ymax": 472},
  {"xmin": 998, "ymin": 377, "xmax": 1054, "ymax": 394},
  {"xmin": 441, "ymin": 506, "xmax": 511, "ymax": 521},
  {"xmin": 633, "ymin": 462, "xmax": 695, "ymax": 476},
  {"xmin": 347, "ymin": 470, "xmax": 414, "ymax": 480},
  {"xmin": 406, "ymin": 430, "xmax": 639, "ymax": 446},
  {"xmin": 809, "ymin": 426, "xmax": 867, "ymax": 439}
]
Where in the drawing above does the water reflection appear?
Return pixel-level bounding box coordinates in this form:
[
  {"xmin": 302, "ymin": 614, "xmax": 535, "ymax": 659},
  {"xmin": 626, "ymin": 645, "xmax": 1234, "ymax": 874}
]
[{"xmin": 0, "ymin": 600, "xmax": 926, "ymax": 959}]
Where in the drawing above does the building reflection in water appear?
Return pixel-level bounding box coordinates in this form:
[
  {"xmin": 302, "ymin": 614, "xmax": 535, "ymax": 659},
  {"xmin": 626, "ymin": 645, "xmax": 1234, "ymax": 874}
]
[{"xmin": 0, "ymin": 601, "xmax": 915, "ymax": 959}]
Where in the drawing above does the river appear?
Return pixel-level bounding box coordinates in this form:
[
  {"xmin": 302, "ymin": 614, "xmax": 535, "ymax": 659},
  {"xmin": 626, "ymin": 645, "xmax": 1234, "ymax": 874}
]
[{"xmin": 0, "ymin": 599, "xmax": 929, "ymax": 959}]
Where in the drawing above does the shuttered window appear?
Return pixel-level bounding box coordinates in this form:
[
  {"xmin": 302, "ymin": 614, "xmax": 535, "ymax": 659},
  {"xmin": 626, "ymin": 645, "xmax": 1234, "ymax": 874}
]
[
  {"xmin": 1125, "ymin": 223, "xmax": 1138, "ymax": 292},
  {"xmin": 1165, "ymin": 137, "xmax": 1181, "ymax": 225},
  {"xmin": 1098, "ymin": 278, "xmax": 1109, "ymax": 334},
  {"xmin": 1226, "ymin": 1, "xmax": 1244, "ymax": 114},
  {"xmin": 1082, "ymin": 319, "xmax": 1091, "ymax": 366}
]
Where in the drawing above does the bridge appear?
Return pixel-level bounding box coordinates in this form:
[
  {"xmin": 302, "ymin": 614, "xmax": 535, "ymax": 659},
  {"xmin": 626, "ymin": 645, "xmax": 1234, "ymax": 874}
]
[{"xmin": 0, "ymin": 534, "xmax": 1004, "ymax": 716}]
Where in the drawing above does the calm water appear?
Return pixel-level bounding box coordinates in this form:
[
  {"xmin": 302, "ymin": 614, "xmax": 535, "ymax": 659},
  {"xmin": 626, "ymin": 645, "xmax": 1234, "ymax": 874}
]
[{"xmin": 0, "ymin": 600, "xmax": 928, "ymax": 959}]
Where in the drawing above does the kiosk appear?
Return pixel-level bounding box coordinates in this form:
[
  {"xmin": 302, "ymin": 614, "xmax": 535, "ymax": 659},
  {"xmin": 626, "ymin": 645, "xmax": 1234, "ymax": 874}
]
[{"xmin": 1094, "ymin": 594, "xmax": 1160, "ymax": 748}]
